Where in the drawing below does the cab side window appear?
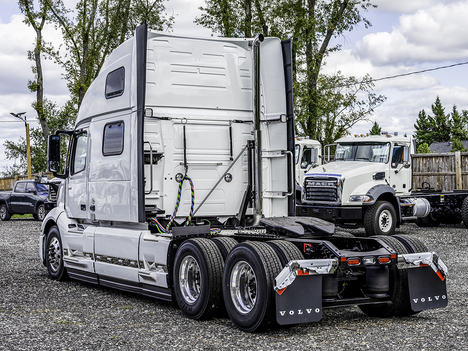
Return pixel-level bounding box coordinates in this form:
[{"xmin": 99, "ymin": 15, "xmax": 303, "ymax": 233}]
[
  {"xmin": 103, "ymin": 122, "xmax": 124, "ymax": 156},
  {"xmin": 105, "ymin": 67, "xmax": 125, "ymax": 98},
  {"xmin": 391, "ymin": 146, "xmax": 404, "ymax": 168},
  {"xmin": 25, "ymin": 182, "xmax": 36, "ymax": 193},
  {"xmin": 14, "ymin": 182, "xmax": 26, "ymax": 193},
  {"xmin": 71, "ymin": 132, "xmax": 88, "ymax": 175}
]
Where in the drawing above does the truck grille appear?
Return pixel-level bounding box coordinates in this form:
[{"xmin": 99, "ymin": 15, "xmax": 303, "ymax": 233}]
[
  {"xmin": 48, "ymin": 186, "xmax": 58, "ymax": 202},
  {"xmin": 304, "ymin": 177, "xmax": 340, "ymax": 202}
]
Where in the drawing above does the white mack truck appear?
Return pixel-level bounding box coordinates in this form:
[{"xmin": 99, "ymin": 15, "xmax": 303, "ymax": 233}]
[
  {"xmin": 297, "ymin": 133, "xmax": 468, "ymax": 236},
  {"xmin": 40, "ymin": 25, "xmax": 448, "ymax": 332}
]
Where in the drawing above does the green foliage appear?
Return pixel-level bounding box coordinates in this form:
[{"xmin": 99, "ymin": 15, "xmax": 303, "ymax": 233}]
[
  {"xmin": 450, "ymin": 105, "xmax": 468, "ymax": 141},
  {"xmin": 431, "ymin": 96, "xmax": 450, "ymax": 142},
  {"xmin": 451, "ymin": 139, "xmax": 467, "ymax": 152},
  {"xmin": 416, "ymin": 143, "xmax": 432, "ymax": 154},
  {"xmin": 3, "ymin": 100, "xmax": 76, "ymax": 174},
  {"xmin": 0, "ymin": 164, "xmax": 24, "ymax": 178},
  {"xmin": 414, "ymin": 97, "xmax": 468, "ymax": 149},
  {"xmin": 48, "ymin": 0, "xmax": 174, "ymax": 107},
  {"xmin": 196, "ymin": 0, "xmax": 382, "ymax": 145},
  {"xmin": 413, "ymin": 109, "xmax": 433, "ymax": 148},
  {"xmin": 8, "ymin": 0, "xmax": 171, "ymax": 175},
  {"xmin": 369, "ymin": 121, "xmax": 381, "ymax": 135},
  {"xmin": 295, "ymin": 72, "xmax": 385, "ymax": 145}
]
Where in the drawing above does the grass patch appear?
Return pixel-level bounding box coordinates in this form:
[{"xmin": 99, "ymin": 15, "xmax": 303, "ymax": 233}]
[{"xmin": 12, "ymin": 214, "xmax": 33, "ymax": 219}]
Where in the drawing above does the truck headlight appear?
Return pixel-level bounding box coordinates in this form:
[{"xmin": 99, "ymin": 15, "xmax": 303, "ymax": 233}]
[{"xmin": 349, "ymin": 195, "xmax": 372, "ymax": 202}]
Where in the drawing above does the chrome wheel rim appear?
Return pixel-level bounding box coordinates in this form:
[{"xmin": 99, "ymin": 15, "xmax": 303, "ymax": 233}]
[
  {"xmin": 0, "ymin": 205, "xmax": 6, "ymax": 220},
  {"xmin": 47, "ymin": 236, "xmax": 61, "ymax": 272},
  {"xmin": 379, "ymin": 209, "xmax": 392, "ymax": 233},
  {"xmin": 179, "ymin": 255, "xmax": 201, "ymax": 304},
  {"xmin": 230, "ymin": 261, "xmax": 257, "ymax": 314}
]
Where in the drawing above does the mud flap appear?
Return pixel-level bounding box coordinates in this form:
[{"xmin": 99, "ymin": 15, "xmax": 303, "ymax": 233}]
[
  {"xmin": 408, "ymin": 266, "xmax": 448, "ymax": 312},
  {"xmin": 275, "ymin": 275, "xmax": 322, "ymax": 325}
]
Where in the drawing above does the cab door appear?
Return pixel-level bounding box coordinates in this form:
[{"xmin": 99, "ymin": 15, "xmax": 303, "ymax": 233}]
[
  {"xmin": 389, "ymin": 144, "xmax": 411, "ymax": 194},
  {"xmin": 10, "ymin": 182, "xmax": 26, "ymax": 213},
  {"xmin": 65, "ymin": 129, "xmax": 89, "ymax": 219}
]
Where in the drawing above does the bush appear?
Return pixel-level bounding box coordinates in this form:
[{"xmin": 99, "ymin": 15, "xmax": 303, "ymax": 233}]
[
  {"xmin": 451, "ymin": 139, "xmax": 467, "ymax": 152},
  {"xmin": 417, "ymin": 143, "xmax": 432, "ymax": 154}
]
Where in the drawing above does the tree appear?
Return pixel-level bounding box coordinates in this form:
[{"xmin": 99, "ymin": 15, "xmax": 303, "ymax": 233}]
[
  {"xmin": 3, "ymin": 100, "xmax": 76, "ymax": 174},
  {"xmin": 413, "ymin": 109, "xmax": 433, "ymax": 148},
  {"xmin": 449, "ymin": 105, "xmax": 468, "ymax": 141},
  {"xmin": 195, "ymin": 0, "xmax": 272, "ymax": 38},
  {"xmin": 19, "ymin": 0, "xmax": 56, "ymax": 142},
  {"xmin": 369, "ymin": 120, "xmax": 381, "ymax": 135},
  {"xmin": 416, "ymin": 143, "xmax": 432, "ymax": 154},
  {"xmin": 196, "ymin": 0, "xmax": 381, "ymax": 144},
  {"xmin": 290, "ymin": 0, "xmax": 377, "ymax": 140},
  {"xmin": 47, "ymin": 0, "xmax": 174, "ymax": 108},
  {"xmin": 297, "ymin": 72, "xmax": 385, "ymax": 145},
  {"xmin": 431, "ymin": 96, "xmax": 450, "ymax": 142},
  {"xmin": 414, "ymin": 98, "xmax": 468, "ymax": 150},
  {"xmin": 5, "ymin": 0, "xmax": 174, "ymax": 174},
  {"xmin": 0, "ymin": 164, "xmax": 23, "ymax": 178},
  {"xmin": 451, "ymin": 139, "xmax": 467, "ymax": 152}
]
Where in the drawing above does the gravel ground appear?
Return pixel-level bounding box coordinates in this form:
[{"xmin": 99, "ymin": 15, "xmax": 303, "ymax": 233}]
[{"xmin": 0, "ymin": 219, "xmax": 467, "ymax": 351}]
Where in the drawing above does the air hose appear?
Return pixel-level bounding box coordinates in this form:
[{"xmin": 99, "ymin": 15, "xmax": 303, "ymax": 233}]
[{"xmin": 166, "ymin": 175, "xmax": 195, "ymax": 232}]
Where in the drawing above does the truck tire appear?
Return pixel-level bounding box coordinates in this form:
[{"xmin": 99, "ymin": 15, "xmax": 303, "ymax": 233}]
[
  {"xmin": 421, "ymin": 213, "xmax": 440, "ymax": 227},
  {"xmin": 364, "ymin": 201, "xmax": 396, "ymax": 236},
  {"xmin": 461, "ymin": 196, "xmax": 468, "ymax": 228},
  {"xmin": 440, "ymin": 214, "xmax": 461, "ymax": 225},
  {"xmin": 358, "ymin": 236, "xmax": 413, "ymax": 317},
  {"xmin": 414, "ymin": 218, "xmax": 427, "ymax": 227},
  {"xmin": 45, "ymin": 225, "xmax": 68, "ymax": 281},
  {"xmin": 393, "ymin": 235, "xmax": 428, "ymax": 253},
  {"xmin": 223, "ymin": 241, "xmax": 282, "ymax": 332},
  {"xmin": 211, "ymin": 237, "xmax": 238, "ymax": 262},
  {"xmin": 0, "ymin": 203, "xmax": 11, "ymax": 221},
  {"xmin": 334, "ymin": 232, "xmax": 355, "ymax": 238},
  {"xmin": 266, "ymin": 240, "xmax": 304, "ymax": 266},
  {"xmin": 33, "ymin": 204, "xmax": 46, "ymax": 221},
  {"xmin": 173, "ymin": 238, "xmax": 223, "ymax": 320},
  {"xmin": 394, "ymin": 234, "xmax": 442, "ymax": 272}
]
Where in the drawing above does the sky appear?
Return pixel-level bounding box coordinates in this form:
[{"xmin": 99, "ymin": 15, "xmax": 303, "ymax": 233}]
[{"xmin": 1, "ymin": 0, "xmax": 468, "ymax": 173}]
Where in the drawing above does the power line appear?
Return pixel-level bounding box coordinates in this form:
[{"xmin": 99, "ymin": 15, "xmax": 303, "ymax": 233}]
[
  {"xmin": 334, "ymin": 60, "xmax": 468, "ymax": 88},
  {"xmin": 373, "ymin": 61, "xmax": 468, "ymax": 82},
  {"xmin": 0, "ymin": 120, "xmax": 39, "ymax": 123}
]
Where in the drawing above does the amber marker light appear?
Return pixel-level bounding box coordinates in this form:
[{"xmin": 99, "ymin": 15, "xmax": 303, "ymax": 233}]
[
  {"xmin": 347, "ymin": 258, "xmax": 360, "ymax": 266},
  {"xmin": 378, "ymin": 256, "xmax": 391, "ymax": 264}
]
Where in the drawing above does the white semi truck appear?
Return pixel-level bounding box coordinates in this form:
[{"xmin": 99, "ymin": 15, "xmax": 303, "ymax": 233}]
[
  {"xmin": 297, "ymin": 133, "xmax": 468, "ymax": 236},
  {"xmin": 40, "ymin": 25, "xmax": 448, "ymax": 332}
]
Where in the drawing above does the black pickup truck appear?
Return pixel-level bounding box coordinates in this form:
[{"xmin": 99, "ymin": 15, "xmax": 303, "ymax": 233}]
[{"xmin": 0, "ymin": 180, "xmax": 49, "ymax": 221}]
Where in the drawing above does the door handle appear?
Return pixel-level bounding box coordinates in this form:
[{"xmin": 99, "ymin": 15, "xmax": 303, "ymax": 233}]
[{"xmin": 80, "ymin": 204, "xmax": 86, "ymax": 211}]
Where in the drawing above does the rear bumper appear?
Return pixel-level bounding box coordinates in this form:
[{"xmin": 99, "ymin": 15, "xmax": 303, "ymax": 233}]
[{"xmin": 296, "ymin": 204, "xmax": 362, "ymax": 222}]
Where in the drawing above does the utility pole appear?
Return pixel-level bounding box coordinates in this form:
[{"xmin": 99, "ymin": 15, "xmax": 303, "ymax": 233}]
[{"xmin": 10, "ymin": 112, "xmax": 32, "ymax": 179}]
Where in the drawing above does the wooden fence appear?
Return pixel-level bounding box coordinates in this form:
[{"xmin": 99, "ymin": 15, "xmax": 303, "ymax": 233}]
[
  {"xmin": 0, "ymin": 173, "xmax": 53, "ymax": 191},
  {"xmin": 412, "ymin": 151, "xmax": 468, "ymax": 191}
]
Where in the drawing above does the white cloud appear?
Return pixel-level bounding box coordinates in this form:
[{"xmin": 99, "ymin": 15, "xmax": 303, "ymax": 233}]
[
  {"xmin": 352, "ymin": 85, "xmax": 468, "ymax": 137},
  {"xmin": 357, "ymin": 2, "xmax": 468, "ymax": 65},
  {"xmin": 165, "ymin": 0, "xmax": 213, "ymax": 36},
  {"xmin": 0, "ymin": 14, "xmax": 67, "ymax": 173},
  {"xmin": 372, "ymin": 0, "xmax": 460, "ymax": 14},
  {"xmin": 323, "ymin": 49, "xmax": 439, "ymax": 91}
]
